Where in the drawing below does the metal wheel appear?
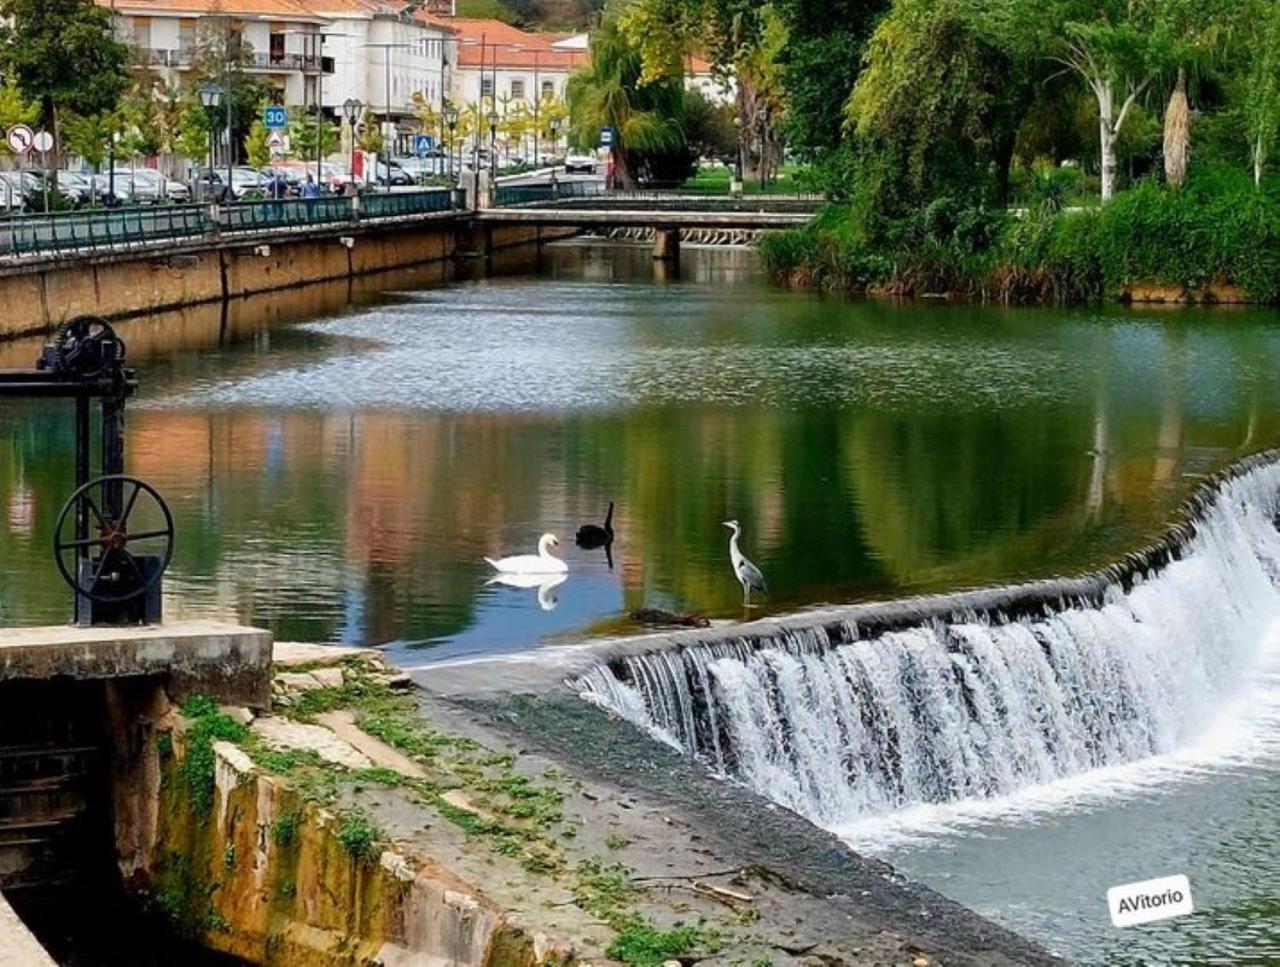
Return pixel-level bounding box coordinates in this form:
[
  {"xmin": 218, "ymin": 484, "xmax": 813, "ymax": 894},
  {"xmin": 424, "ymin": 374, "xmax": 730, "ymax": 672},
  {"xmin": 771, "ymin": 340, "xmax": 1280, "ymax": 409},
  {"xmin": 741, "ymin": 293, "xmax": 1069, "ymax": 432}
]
[{"xmin": 53, "ymin": 474, "xmax": 174, "ymax": 603}]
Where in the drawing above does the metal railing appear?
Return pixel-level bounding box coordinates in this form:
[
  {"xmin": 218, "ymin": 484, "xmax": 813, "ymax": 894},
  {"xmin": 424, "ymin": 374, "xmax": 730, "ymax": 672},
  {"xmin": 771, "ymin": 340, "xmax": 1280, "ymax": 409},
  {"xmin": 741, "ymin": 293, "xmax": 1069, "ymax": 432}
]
[
  {"xmin": 0, "ymin": 205, "xmax": 212, "ymax": 257},
  {"xmin": 494, "ymin": 181, "xmax": 604, "ymax": 207},
  {"xmin": 492, "ymin": 182, "xmax": 823, "ymax": 213},
  {"xmin": 0, "ymin": 190, "xmax": 462, "ymax": 258},
  {"xmin": 360, "ymin": 188, "xmax": 458, "ymax": 219},
  {"xmin": 220, "ymin": 196, "xmax": 352, "ymax": 232}
]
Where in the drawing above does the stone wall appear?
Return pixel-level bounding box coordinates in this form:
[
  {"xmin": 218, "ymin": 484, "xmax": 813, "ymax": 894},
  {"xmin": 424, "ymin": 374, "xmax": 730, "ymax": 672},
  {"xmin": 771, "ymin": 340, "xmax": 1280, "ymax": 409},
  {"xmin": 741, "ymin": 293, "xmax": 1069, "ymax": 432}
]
[
  {"xmin": 0, "ymin": 219, "xmax": 464, "ymax": 342},
  {"xmin": 129, "ymin": 717, "xmax": 546, "ymax": 966}
]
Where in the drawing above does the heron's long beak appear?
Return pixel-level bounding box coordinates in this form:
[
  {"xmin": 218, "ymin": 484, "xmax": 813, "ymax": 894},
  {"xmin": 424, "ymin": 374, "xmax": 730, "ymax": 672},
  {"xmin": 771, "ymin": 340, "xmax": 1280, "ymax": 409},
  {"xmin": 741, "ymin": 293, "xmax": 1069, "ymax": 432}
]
[{"xmin": 722, "ymin": 521, "xmax": 734, "ymax": 529}]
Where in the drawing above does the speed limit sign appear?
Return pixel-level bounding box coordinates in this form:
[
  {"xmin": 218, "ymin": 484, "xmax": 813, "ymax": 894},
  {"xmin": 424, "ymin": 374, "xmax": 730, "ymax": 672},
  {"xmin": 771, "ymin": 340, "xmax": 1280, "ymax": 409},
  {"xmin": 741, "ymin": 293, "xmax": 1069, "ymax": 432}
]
[{"xmin": 6, "ymin": 124, "xmax": 34, "ymax": 155}]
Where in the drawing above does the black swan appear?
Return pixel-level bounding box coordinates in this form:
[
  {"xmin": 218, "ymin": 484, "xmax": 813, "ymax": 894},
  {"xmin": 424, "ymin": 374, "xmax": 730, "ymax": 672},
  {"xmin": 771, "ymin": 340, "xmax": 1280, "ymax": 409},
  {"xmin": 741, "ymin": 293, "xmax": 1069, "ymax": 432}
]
[{"xmin": 576, "ymin": 502, "xmax": 614, "ymax": 548}]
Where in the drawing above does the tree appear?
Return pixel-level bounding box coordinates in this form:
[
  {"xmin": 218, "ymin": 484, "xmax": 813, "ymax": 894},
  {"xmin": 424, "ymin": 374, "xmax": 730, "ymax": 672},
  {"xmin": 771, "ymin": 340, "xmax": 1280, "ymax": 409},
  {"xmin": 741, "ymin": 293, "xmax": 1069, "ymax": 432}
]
[
  {"xmin": 0, "ymin": 75, "xmax": 39, "ymax": 152},
  {"xmin": 0, "ymin": 0, "xmax": 128, "ymax": 155},
  {"xmin": 191, "ymin": 11, "xmax": 273, "ymax": 167},
  {"xmin": 773, "ymin": 0, "xmax": 887, "ymax": 157},
  {"xmin": 244, "ymin": 118, "xmax": 271, "ymax": 168},
  {"xmin": 62, "ymin": 111, "xmax": 121, "ymax": 171},
  {"xmin": 848, "ymin": 0, "xmax": 1034, "ymax": 218},
  {"xmin": 289, "ymin": 112, "xmax": 340, "ymax": 162},
  {"xmin": 1243, "ymin": 0, "xmax": 1280, "ymax": 185},
  {"xmin": 566, "ymin": 8, "xmax": 685, "ymax": 186}
]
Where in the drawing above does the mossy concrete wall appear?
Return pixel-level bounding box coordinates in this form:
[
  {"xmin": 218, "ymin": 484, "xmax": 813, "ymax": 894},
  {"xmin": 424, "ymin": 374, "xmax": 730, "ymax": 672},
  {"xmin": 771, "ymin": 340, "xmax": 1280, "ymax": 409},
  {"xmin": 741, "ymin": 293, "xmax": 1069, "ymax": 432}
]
[{"xmin": 129, "ymin": 718, "xmax": 546, "ymax": 966}]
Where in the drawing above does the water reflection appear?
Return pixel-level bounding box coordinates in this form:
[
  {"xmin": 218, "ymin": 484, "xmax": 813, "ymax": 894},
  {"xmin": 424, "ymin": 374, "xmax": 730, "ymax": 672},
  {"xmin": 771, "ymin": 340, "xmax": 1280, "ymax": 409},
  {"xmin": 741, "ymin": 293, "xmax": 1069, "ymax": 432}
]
[{"xmin": 2, "ymin": 243, "xmax": 1280, "ymax": 661}]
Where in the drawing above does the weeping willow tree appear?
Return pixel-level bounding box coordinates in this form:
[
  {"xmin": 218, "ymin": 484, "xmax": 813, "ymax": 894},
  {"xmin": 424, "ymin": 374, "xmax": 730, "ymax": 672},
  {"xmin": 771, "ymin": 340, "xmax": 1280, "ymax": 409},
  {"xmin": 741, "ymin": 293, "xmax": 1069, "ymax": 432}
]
[{"xmin": 565, "ymin": 7, "xmax": 685, "ymax": 186}]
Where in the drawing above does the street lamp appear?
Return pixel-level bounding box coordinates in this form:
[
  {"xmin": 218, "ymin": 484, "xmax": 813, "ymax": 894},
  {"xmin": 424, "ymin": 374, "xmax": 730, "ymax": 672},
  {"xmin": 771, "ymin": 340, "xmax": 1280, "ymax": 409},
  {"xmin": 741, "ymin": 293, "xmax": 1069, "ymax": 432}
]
[
  {"xmin": 342, "ymin": 98, "xmax": 363, "ymax": 186},
  {"xmin": 487, "ymin": 109, "xmax": 499, "ymax": 181},
  {"xmin": 200, "ymin": 84, "xmax": 224, "ymax": 201},
  {"xmin": 443, "ymin": 104, "xmax": 459, "ymax": 184},
  {"xmin": 549, "ymin": 114, "xmax": 562, "ymax": 158},
  {"xmin": 362, "ymin": 42, "xmax": 412, "ymax": 156}
]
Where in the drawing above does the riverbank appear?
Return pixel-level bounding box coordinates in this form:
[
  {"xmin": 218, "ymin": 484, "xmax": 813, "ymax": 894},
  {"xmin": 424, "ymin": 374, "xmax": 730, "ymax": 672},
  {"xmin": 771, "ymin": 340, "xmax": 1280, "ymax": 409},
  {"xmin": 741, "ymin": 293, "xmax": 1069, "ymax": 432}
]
[
  {"xmin": 759, "ymin": 172, "xmax": 1280, "ymax": 305},
  {"xmin": 119, "ymin": 643, "xmax": 1060, "ymax": 966}
]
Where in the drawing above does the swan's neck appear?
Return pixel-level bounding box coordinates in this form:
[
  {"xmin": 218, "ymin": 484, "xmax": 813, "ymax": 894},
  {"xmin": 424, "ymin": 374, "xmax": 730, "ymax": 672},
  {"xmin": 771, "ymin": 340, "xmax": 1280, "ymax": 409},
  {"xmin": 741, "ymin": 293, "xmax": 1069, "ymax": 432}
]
[
  {"xmin": 539, "ymin": 537, "xmax": 556, "ymax": 557},
  {"xmin": 604, "ymin": 503, "xmax": 614, "ymax": 528}
]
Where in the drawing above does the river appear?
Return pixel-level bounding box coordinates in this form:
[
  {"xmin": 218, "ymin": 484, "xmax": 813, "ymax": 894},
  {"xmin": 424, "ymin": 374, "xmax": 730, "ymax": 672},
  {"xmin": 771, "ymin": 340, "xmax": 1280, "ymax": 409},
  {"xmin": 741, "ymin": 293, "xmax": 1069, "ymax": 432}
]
[{"xmin": 2, "ymin": 241, "xmax": 1280, "ymax": 962}]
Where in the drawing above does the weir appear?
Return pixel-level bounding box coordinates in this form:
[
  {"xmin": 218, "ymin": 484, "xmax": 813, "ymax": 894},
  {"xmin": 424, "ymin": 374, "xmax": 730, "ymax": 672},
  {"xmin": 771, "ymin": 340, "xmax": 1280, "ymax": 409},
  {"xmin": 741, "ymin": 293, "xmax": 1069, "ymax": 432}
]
[{"xmin": 571, "ymin": 451, "xmax": 1280, "ymax": 829}]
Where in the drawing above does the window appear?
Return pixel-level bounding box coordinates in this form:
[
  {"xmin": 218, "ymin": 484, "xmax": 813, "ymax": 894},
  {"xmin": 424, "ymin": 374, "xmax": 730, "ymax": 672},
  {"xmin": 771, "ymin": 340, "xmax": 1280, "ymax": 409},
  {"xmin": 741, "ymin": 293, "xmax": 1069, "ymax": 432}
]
[
  {"xmin": 541, "ymin": 80, "xmax": 554, "ymax": 98},
  {"xmin": 132, "ymin": 16, "xmax": 151, "ymax": 48},
  {"xmin": 480, "ymin": 77, "xmax": 493, "ymax": 97},
  {"xmin": 269, "ymin": 32, "xmax": 285, "ymax": 63},
  {"xmin": 510, "ymin": 79, "xmax": 525, "ymax": 99}
]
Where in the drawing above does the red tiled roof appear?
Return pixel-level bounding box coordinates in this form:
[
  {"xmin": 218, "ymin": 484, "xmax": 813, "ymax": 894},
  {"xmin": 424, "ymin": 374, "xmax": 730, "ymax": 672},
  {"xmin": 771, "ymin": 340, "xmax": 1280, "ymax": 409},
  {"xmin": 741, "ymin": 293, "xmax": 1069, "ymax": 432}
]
[
  {"xmin": 100, "ymin": 0, "xmax": 329, "ymax": 19},
  {"xmin": 447, "ymin": 18, "xmax": 587, "ymax": 70}
]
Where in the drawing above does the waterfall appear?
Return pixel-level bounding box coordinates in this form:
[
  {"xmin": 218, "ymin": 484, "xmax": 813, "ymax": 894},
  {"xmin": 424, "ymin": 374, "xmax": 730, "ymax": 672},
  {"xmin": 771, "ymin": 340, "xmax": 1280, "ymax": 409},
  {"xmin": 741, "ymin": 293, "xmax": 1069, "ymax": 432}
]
[{"xmin": 572, "ymin": 456, "xmax": 1280, "ymax": 830}]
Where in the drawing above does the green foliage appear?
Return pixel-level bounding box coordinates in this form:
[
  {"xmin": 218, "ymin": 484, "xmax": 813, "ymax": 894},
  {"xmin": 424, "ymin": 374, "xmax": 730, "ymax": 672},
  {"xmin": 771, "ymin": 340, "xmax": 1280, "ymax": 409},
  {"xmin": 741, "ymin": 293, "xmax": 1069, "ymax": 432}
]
[
  {"xmin": 289, "ymin": 113, "xmax": 340, "ymax": 162},
  {"xmin": 566, "ymin": 10, "xmax": 688, "ymax": 185},
  {"xmin": 337, "ymin": 813, "xmax": 381, "ymax": 863},
  {"xmin": 773, "ymin": 0, "xmax": 887, "ymax": 156},
  {"xmin": 606, "ymin": 923, "xmax": 711, "ymax": 966},
  {"xmin": 0, "ymin": 0, "xmax": 128, "ymax": 127},
  {"xmin": 244, "ymin": 119, "xmax": 271, "ymax": 169},
  {"xmin": 179, "ymin": 697, "xmax": 249, "ymax": 817},
  {"xmin": 272, "ymin": 808, "xmax": 302, "ymax": 848},
  {"xmin": 0, "ymin": 75, "xmax": 38, "ymax": 144},
  {"xmin": 767, "ymin": 165, "xmax": 1280, "ymax": 303}
]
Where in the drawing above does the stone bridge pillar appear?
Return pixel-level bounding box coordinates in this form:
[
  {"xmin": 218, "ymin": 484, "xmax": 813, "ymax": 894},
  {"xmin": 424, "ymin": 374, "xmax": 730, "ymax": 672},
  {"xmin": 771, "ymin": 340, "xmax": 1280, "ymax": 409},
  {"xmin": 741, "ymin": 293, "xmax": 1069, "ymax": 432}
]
[{"xmin": 653, "ymin": 228, "xmax": 680, "ymax": 262}]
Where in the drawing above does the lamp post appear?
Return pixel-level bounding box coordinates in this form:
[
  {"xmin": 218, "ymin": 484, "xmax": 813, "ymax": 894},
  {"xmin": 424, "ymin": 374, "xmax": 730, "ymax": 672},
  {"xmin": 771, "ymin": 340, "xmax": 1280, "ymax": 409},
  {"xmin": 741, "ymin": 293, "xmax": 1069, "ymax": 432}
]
[
  {"xmin": 342, "ymin": 97, "xmax": 362, "ymax": 186},
  {"xmin": 487, "ymin": 109, "xmax": 499, "ymax": 182},
  {"xmin": 549, "ymin": 114, "xmax": 562, "ymax": 161},
  {"xmin": 362, "ymin": 42, "xmax": 412, "ymax": 156},
  {"xmin": 200, "ymin": 83, "xmax": 224, "ymax": 201},
  {"xmin": 444, "ymin": 105, "xmax": 459, "ymax": 184}
]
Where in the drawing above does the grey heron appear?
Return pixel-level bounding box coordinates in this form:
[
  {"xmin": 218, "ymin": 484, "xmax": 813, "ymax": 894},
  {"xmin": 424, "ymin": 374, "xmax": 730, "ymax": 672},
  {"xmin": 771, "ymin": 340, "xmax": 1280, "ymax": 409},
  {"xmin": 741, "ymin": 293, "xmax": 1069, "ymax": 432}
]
[{"xmin": 723, "ymin": 520, "xmax": 767, "ymax": 606}]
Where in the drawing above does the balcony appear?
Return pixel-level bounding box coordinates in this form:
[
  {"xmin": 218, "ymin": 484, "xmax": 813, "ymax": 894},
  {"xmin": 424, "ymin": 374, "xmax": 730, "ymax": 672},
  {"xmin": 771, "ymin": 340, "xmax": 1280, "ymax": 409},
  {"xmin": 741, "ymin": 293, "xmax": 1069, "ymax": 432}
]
[{"xmin": 144, "ymin": 49, "xmax": 334, "ymax": 73}]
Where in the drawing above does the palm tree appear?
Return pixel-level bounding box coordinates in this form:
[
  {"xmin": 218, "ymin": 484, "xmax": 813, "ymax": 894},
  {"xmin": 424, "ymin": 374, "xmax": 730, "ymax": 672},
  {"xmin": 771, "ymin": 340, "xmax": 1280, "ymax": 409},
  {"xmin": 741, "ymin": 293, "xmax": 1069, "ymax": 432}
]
[{"xmin": 565, "ymin": 14, "xmax": 683, "ymax": 187}]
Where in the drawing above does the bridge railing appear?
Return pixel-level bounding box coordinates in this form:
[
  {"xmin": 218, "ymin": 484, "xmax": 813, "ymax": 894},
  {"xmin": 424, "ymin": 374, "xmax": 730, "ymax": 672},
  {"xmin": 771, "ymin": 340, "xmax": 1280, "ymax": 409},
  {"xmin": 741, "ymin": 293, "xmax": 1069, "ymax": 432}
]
[
  {"xmin": 491, "ymin": 183, "xmax": 823, "ymax": 213},
  {"xmin": 0, "ymin": 189, "xmax": 464, "ymax": 258}
]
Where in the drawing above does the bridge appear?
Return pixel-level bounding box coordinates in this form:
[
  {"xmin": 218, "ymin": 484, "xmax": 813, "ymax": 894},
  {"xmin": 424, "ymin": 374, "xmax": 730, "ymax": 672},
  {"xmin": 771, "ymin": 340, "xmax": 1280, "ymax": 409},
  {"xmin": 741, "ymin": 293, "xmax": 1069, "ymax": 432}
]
[{"xmin": 481, "ymin": 183, "xmax": 821, "ymax": 258}]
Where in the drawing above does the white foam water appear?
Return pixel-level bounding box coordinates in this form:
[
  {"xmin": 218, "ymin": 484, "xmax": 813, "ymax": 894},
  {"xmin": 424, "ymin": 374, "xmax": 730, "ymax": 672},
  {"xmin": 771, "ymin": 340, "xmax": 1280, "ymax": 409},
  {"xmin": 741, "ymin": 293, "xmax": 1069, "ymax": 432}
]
[{"xmin": 573, "ymin": 459, "xmax": 1280, "ymax": 843}]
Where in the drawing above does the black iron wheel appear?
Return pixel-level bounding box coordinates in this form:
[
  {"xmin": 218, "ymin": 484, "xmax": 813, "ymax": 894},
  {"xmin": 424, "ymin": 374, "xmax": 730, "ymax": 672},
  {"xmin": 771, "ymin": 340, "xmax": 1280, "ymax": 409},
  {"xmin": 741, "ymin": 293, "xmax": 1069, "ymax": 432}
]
[{"xmin": 53, "ymin": 474, "xmax": 174, "ymax": 603}]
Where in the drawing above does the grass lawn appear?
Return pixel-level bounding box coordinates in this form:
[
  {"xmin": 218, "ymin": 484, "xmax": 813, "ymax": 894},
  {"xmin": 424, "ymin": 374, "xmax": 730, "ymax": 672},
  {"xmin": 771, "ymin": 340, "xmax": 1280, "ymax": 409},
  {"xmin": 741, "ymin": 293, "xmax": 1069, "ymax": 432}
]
[{"xmin": 680, "ymin": 163, "xmax": 809, "ymax": 194}]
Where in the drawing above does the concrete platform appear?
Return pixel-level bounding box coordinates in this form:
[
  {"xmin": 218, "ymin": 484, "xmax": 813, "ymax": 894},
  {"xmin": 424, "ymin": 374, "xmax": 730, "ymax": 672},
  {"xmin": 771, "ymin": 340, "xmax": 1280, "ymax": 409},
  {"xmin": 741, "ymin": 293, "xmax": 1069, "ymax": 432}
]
[
  {"xmin": 0, "ymin": 621, "xmax": 272, "ymax": 708},
  {"xmin": 0, "ymin": 891, "xmax": 54, "ymax": 966}
]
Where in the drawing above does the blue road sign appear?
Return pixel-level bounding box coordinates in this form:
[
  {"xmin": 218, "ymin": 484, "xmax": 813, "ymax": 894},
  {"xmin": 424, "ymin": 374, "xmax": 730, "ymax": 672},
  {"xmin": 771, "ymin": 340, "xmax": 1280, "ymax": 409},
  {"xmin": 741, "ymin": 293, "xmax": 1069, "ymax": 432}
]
[
  {"xmin": 263, "ymin": 106, "xmax": 287, "ymax": 130},
  {"xmin": 599, "ymin": 126, "xmax": 614, "ymax": 147},
  {"xmin": 414, "ymin": 134, "xmax": 435, "ymax": 157}
]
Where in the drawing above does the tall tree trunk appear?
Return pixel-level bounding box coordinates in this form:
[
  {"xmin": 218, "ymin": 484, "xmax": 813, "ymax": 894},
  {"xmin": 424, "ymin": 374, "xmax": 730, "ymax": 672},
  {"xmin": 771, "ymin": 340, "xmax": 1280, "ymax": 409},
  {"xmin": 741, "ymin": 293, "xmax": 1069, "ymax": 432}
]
[
  {"xmin": 1255, "ymin": 133, "xmax": 1265, "ymax": 187},
  {"xmin": 1163, "ymin": 66, "xmax": 1189, "ymax": 189},
  {"xmin": 1096, "ymin": 82, "xmax": 1117, "ymax": 202}
]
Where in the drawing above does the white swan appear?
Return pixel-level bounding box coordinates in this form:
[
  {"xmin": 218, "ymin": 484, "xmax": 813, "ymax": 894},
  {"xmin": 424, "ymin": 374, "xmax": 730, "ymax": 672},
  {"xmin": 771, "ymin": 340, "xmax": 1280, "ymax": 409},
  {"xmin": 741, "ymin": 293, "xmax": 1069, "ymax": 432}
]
[
  {"xmin": 486, "ymin": 571, "xmax": 567, "ymax": 611},
  {"xmin": 484, "ymin": 533, "xmax": 568, "ymax": 575}
]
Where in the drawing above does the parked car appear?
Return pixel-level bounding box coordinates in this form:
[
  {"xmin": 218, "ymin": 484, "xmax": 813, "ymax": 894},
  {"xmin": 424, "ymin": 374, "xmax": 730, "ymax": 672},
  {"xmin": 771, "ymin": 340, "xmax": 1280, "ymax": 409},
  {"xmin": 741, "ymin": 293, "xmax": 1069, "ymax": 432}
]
[
  {"xmin": 112, "ymin": 168, "xmax": 191, "ymax": 204},
  {"xmin": 373, "ymin": 159, "xmax": 414, "ymax": 187},
  {"xmin": 0, "ymin": 171, "xmax": 39, "ymax": 211},
  {"xmin": 564, "ymin": 153, "xmax": 597, "ymax": 174},
  {"xmin": 192, "ymin": 171, "xmax": 228, "ymax": 203},
  {"xmin": 228, "ymin": 167, "xmax": 269, "ymax": 200}
]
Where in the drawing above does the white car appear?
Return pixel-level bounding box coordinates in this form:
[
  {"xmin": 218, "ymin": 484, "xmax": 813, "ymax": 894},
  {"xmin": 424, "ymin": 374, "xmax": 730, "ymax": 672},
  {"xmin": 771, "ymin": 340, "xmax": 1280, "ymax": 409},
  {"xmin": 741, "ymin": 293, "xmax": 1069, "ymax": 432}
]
[{"xmin": 564, "ymin": 153, "xmax": 597, "ymax": 174}]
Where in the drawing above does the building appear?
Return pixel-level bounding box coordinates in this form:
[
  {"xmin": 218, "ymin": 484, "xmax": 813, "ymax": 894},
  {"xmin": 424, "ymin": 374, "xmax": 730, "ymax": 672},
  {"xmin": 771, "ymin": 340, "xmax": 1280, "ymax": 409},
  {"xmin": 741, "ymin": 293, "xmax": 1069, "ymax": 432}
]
[
  {"xmin": 103, "ymin": 0, "xmax": 456, "ymax": 153},
  {"xmin": 445, "ymin": 19, "xmax": 586, "ymax": 111},
  {"xmin": 104, "ymin": 0, "xmax": 334, "ymax": 108}
]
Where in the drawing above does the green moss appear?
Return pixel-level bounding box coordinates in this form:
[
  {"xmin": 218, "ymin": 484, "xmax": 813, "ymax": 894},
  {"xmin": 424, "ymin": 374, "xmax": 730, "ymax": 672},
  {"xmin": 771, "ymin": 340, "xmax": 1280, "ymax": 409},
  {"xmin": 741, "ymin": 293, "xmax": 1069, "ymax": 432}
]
[
  {"xmin": 272, "ymin": 808, "xmax": 302, "ymax": 848},
  {"xmin": 222, "ymin": 843, "xmax": 236, "ymax": 871},
  {"xmin": 337, "ymin": 813, "xmax": 382, "ymax": 863},
  {"xmin": 179, "ymin": 697, "xmax": 249, "ymax": 816}
]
